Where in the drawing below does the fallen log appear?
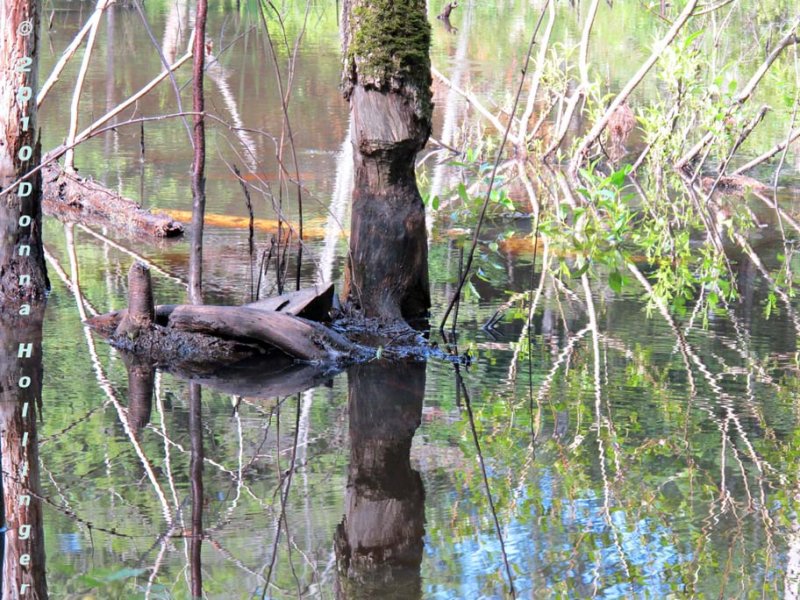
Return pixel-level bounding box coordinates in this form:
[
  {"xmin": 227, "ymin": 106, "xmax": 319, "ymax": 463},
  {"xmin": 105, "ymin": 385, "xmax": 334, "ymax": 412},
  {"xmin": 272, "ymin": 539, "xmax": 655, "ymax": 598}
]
[
  {"xmin": 87, "ymin": 264, "xmax": 364, "ymax": 367},
  {"xmin": 167, "ymin": 305, "xmax": 358, "ymax": 363},
  {"xmin": 89, "ymin": 282, "xmax": 334, "ymax": 334},
  {"xmin": 42, "ymin": 162, "xmax": 184, "ymax": 238},
  {"xmin": 161, "ymin": 209, "xmax": 327, "ymax": 239}
]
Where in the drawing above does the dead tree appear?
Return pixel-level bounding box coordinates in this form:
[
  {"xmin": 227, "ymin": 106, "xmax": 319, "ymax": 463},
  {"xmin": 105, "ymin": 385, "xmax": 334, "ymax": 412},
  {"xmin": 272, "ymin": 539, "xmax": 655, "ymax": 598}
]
[
  {"xmin": 0, "ymin": 0, "xmax": 49, "ymax": 305},
  {"xmin": 340, "ymin": 0, "xmax": 432, "ymax": 323}
]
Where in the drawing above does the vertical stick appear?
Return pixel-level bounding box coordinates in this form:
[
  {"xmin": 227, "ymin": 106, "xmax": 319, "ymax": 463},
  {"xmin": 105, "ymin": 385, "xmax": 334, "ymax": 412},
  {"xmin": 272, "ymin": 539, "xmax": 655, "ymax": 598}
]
[{"xmin": 188, "ymin": 0, "xmax": 208, "ymax": 305}]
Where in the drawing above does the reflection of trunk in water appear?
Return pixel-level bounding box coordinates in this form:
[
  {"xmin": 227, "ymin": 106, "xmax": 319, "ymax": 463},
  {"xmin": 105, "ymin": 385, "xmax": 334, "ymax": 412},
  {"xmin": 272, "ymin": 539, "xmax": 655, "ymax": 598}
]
[
  {"xmin": 188, "ymin": 382, "xmax": 204, "ymax": 598},
  {"xmin": 0, "ymin": 307, "xmax": 49, "ymax": 599},
  {"xmin": 334, "ymin": 361, "xmax": 425, "ymax": 599},
  {"xmin": 122, "ymin": 354, "xmax": 155, "ymax": 436}
]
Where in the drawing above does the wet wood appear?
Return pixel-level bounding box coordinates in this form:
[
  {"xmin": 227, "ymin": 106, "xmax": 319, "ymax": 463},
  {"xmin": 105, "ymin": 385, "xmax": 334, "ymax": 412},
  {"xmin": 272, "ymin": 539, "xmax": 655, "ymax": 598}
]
[
  {"xmin": 0, "ymin": 0, "xmax": 49, "ymax": 305},
  {"xmin": 160, "ymin": 209, "xmax": 326, "ymax": 238},
  {"xmin": 115, "ymin": 262, "xmax": 155, "ymax": 338},
  {"xmin": 41, "ymin": 162, "xmax": 183, "ymax": 237},
  {"xmin": 0, "ymin": 307, "xmax": 49, "ymax": 598},
  {"xmin": 246, "ymin": 282, "xmax": 333, "ymax": 321},
  {"xmin": 167, "ymin": 305, "xmax": 355, "ymax": 362}
]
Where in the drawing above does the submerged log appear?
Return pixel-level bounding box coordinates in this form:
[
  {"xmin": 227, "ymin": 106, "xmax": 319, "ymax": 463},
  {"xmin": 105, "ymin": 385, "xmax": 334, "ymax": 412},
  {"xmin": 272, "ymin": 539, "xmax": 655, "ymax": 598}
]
[{"xmin": 42, "ymin": 162, "xmax": 184, "ymax": 237}]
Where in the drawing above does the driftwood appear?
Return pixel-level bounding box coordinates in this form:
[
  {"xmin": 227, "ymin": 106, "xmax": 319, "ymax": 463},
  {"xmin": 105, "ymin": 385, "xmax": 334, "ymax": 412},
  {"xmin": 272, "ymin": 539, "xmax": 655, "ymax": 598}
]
[
  {"xmin": 42, "ymin": 162, "xmax": 184, "ymax": 237},
  {"xmin": 167, "ymin": 305, "xmax": 358, "ymax": 362},
  {"xmin": 246, "ymin": 283, "xmax": 334, "ymax": 321}
]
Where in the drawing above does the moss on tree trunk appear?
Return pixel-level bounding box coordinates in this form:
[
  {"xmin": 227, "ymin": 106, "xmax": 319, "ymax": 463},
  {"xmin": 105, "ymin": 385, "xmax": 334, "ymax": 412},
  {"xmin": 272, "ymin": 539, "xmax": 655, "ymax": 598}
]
[{"xmin": 341, "ymin": 0, "xmax": 432, "ymax": 323}]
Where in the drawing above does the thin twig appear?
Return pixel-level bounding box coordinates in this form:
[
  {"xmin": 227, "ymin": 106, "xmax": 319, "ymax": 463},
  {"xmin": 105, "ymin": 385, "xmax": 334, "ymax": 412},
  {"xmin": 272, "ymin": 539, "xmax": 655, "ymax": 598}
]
[{"xmin": 439, "ymin": 0, "xmax": 551, "ymax": 332}]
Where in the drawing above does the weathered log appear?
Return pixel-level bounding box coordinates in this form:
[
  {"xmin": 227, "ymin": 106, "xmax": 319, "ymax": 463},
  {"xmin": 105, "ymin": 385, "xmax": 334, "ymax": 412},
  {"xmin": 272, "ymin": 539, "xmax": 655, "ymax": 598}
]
[
  {"xmin": 42, "ymin": 162, "xmax": 183, "ymax": 237},
  {"xmin": 90, "ymin": 282, "xmax": 333, "ymax": 337},
  {"xmin": 167, "ymin": 305, "xmax": 359, "ymax": 363},
  {"xmin": 245, "ymin": 282, "xmax": 334, "ymax": 321}
]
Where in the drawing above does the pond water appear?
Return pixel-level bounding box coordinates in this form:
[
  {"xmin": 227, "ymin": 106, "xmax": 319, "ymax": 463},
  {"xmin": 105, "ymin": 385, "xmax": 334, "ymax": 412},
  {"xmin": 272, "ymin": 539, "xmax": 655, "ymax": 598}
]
[{"xmin": 9, "ymin": 0, "xmax": 800, "ymax": 598}]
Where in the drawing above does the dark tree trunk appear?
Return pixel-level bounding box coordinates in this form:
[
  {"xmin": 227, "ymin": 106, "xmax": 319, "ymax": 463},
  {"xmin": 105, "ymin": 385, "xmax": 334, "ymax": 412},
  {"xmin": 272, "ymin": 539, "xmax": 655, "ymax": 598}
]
[
  {"xmin": 0, "ymin": 307, "xmax": 48, "ymax": 599},
  {"xmin": 334, "ymin": 361, "xmax": 425, "ymax": 599},
  {"xmin": 0, "ymin": 0, "xmax": 48, "ymax": 305},
  {"xmin": 341, "ymin": 0, "xmax": 432, "ymax": 323},
  {"xmin": 188, "ymin": 0, "xmax": 208, "ymax": 305}
]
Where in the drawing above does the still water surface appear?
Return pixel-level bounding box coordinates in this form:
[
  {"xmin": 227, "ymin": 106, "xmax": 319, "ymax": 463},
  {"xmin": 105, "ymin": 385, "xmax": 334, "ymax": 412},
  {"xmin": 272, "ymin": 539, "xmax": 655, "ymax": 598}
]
[{"xmin": 19, "ymin": 0, "xmax": 800, "ymax": 597}]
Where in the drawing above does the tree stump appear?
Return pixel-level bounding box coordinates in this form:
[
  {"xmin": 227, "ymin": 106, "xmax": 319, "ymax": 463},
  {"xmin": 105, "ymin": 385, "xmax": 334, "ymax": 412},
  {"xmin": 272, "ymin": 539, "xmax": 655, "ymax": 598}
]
[{"xmin": 115, "ymin": 262, "xmax": 155, "ymax": 339}]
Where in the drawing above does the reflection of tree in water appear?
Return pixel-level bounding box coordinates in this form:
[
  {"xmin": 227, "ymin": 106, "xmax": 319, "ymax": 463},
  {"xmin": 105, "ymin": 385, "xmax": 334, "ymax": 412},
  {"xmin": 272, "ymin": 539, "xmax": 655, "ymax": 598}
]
[
  {"xmin": 334, "ymin": 361, "xmax": 426, "ymax": 600},
  {"xmin": 0, "ymin": 307, "xmax": 48, "ymax": 599}
]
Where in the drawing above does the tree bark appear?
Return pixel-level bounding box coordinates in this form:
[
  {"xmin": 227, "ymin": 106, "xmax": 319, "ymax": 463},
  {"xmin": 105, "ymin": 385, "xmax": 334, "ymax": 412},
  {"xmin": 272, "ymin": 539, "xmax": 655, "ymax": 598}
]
[
  {"xmin": 334, "ymin": 360, "xmax": 425, "ymax": 598},
  {"xmin": 341, "ymin": 0, "xmax": 432, "ymax": 323},
  {"xmin": 115, "ymin": 262, "xmax": 155, "ymax": 339},
  {"xmin": 188, "ymin": 0, "xmax": 208, "ymax": 305},
  {"xmin": 0, "ymin": 307, "xmax": 48, "ymax": 599},
  {"xmin": 0, "ymin": 0, "xmax": 48, "ymax": 305}
]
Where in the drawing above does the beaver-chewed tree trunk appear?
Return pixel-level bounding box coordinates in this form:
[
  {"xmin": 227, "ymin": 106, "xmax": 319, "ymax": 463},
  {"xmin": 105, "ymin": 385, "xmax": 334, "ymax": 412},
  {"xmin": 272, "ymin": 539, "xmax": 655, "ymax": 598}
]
[
  {"xmin": 0, "ymin": 0, "xmax": 49, "ymax": 304},
  {"xmin": 341, "ymin": 0, "xmax": 432, "ymax": 323}
]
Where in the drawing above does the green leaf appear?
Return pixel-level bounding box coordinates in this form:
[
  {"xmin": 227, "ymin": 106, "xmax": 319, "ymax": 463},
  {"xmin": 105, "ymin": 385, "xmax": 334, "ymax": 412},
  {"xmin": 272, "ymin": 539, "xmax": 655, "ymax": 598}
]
[
  {"xmin": 609, "ymin": 270, "xmax": 623, "ymax": 294},
  {"xmin": 457, "ymin": 182, "xmax": 470, "ymax": 205}
]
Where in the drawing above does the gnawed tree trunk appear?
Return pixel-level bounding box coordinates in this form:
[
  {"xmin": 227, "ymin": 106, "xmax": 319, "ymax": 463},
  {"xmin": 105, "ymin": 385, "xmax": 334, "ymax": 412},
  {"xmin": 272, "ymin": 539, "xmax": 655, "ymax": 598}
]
[
  {"xmin": 0, "ymin": 307, "xmax": 48, "ymax": 599},
  {"xmin": 334, "ymin": 361, "xmax": 425, "ymax": 599},
  {"xmin": 341, "ymin": 0, "xmax": 432, "ymax": 323},
  {"xmin": 0, "ymin": 0, "xmax": 48, "ymax": 304}
]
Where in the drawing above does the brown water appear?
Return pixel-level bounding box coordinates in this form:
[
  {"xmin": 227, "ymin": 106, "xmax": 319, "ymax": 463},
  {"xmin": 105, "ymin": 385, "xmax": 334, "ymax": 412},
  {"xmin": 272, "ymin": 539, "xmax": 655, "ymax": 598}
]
[{"xmin": 10, "ymin": 0, "xmax": 800, "ymax": 598}]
